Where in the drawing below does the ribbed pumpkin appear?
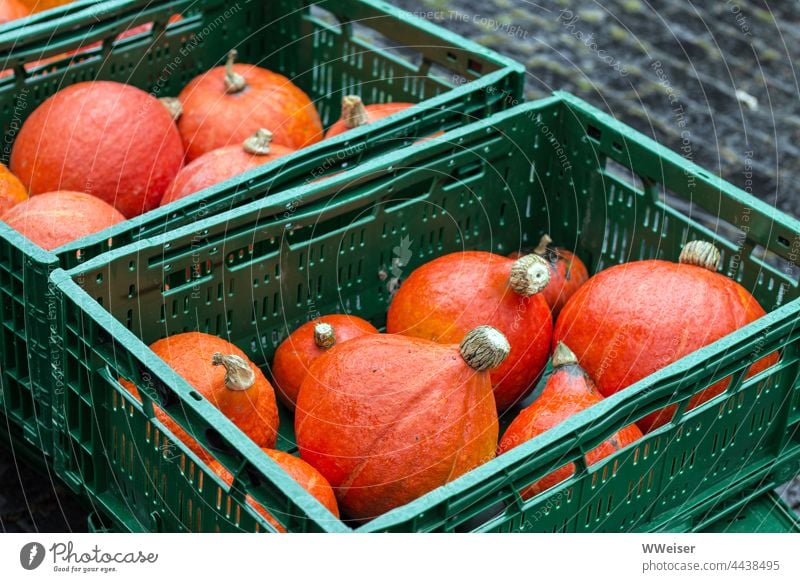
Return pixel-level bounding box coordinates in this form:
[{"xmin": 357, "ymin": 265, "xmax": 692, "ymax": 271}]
[
  {"xmin": 554, "ymin": 241, "xmax": 778, "ymax": 432},
  {"xmin": 271, "ymin": 314, "xmax": 378, "ymax": 411},
  {"xmin": 497, "ymin": 343, "xmax": 643, "ymax": 497},
  {"xmin": 386, "ymin": 251, "xmax": 553, "ymax": 411},
  {"xmin": 160, "ymin": 129, "xmax": 295, "ymax": 206},
  {"xmin": 121, "ymin": 332, "xmax": 279, "ymax": 461},
  {"xmin": 0, "ymin": 162, "xmax": 28, "ymax": 215},
  {"xmin": 509, "ymin": 234, "xmax": 589, "ymax": 317},
  {"xmin": 295, "ymin": 326, "xmax": 507, "ymax": 521},
  {"xmin": 1, "ymin": 190, "xmax": 125, "ymax": 250},
  {"xmin": 177, "ymin": 50, "xmax": 322, "ymax": 161},
  {"xmin": 325, "ymin": 95, "xmax": 414, "ymax": 138},
  {"xmin": 9, "ymin": 81, "xmax": 184, "ymax": 217},
  {"xmin": 208, "ymin": 448, "xmax": 340, "ymax": 530}
]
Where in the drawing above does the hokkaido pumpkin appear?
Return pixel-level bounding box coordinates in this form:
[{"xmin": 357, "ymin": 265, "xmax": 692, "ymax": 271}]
[
  {"xmin": 160, "ymin": 129, "xmax": 295, "ymax": 206},
  {"xmin": 121, "ymin": 332, "xmax": 279, "ymax": 461},
  {"xmin": 509, "ymin": 234, "xmax": 589, "ymax": 317},
  {"xmin": 554, "ymin": 240, "xmax": 778, "ymax": 432},
  {"xmin": 1, "ymin": 190, "xmax": 124, "ymax": 250},
  {"xmin": 295, "ymin": 326, "xmax": 508, "ymax": 521},
  {"xmin": 9, "ymin": 81, "xmax": 184, "ymax": 218},
  {"xmin": 0, "ymin": 162, "xmax": 27, "ymax": 215},
  {"xmin": 325, "ymin": 95, "xmax": 414, "ymax": 138},
  {"xmin": 177, "ymin": 50, "xmax": 322, "ymax": 161},
  {"xmin": 19, "ymin": 0, "xmax": 71, "ymax": 13},
  {"xmin": 208, "ymin": 448, "xmax": 340, "ymax": 528},
  {"xmin": 386, "ymin": 251, "xmax": 553, "ymax": 411},
  {"xmin": 0, "ymin": 0, "xmax": 29, "ymax": 23},
  {"xmin": 497, "ymin": 342, "xmax": 643, "ymax": 497},
  {"xmin": 271, "ymin": 314, "xmax": 378, "ymax": 411}
]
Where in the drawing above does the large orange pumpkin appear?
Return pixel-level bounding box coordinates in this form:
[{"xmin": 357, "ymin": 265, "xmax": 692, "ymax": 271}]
[
  {"xmin": 554, "ymin": 241, "xmax": 778, "ymax": 432},
  {"xmin": 9, "ymin": 81, "xmax": 184, "ymax": 218},
  {"xmin": 121, "ymin": 332, "xmax": 279, "ymax": 462},
  {"xmin": 497, "ymin": 342, "xmax": 643, "ymax": 497},
  {"xmin": 208, "ymin": 448, "xmax": 340, "ymax": 527},
  {"xmin": 1, "ymin": 190, "xmax": 124, "ymax": 250},
  {"xmin": 271, "ymin": 314, "xmax": 378, "ymax": 411},
  {"xmin": 0, "ymin": 0, "xmax": 29, "ymax": 23},
  {"xmin": 0, "ymin": 162, "xmax": 28, "ymax": 215},
  {"xmin": 160, "ymin": 129, "xmax": 295, "ymax": 206},
  {"xmin": 177, "ymin": 50, "xmax": 322, "ymax": 161},
  {"xmin": 295, "ymin": 326, "xmax": 507, "ymax": 521},
  {"xmin": 325, "ymin": 95, "xmax": 414, "ymax": 138},
  {"xmin": 18, "ymin": 0, "xmax": 71, "ymax": 13},
  {"xmin": 386, "ymin": 251, "xmax": 553, "ymax": 411}
]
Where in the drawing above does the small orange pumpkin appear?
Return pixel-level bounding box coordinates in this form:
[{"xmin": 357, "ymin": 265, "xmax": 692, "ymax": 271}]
[
  {"xmin": 325, "ymin": 95, "xmax": 414, "ymax": 138},
  {"xmin": 0, "ymin": 162, "xmax": 28, "ymax": 215}
]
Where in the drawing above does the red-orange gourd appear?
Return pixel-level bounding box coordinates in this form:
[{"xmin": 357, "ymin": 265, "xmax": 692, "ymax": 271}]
[
  {"xmin": 208, "ymin": 448, "xmax": 340, "ymax": 528},
  {"xmin": 2, "ymin": 190, "xmax": 125, "ymax": 250},
  {"xmin": 325, "ymin": 95, "xmax": 414, "ymax": 138},
  {"xmin": 177, "ymin": 50, "xmax": 322, "ymax": 161},
  {"xmin": 121, "ymin": 332, "xmax": 279, "ymax": 462},
  {"xmin": 497, "ymin": 343, "xmax": 643, "ymax": 497},
  {"xmin": 295, "ymin": 326, "xmax": 507, "ymax": 521},
  {"xmin": 554, "ymin": 241, "xmax": 778, "ymax": 432},
  {"xmin": 9, "ymin": 81, "xmax": 184, "ymax": 218},
  {"xmin": 509, "ymin": 234, "xmax": 589, "ymax": 317},
  {"xmin": 0, "ymin": 0, "xmax": 29, "ymax": 23},
  {"xmin": 0, "ymin": 162, "xmax": 28, "ymax": 215},
  {"xmin": 386, "ymin": 251, "xmax": 553, "ymax": 411},
  {"xmin": 271, "ymin": 314, "xmax": 378, "ymax": 411}
]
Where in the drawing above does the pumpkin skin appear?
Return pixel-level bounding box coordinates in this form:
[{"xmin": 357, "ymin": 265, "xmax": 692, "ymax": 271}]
[
  {"xmin": 0, "ymin": 0, "xmax": 29, "ymax": 23},
  {"xmin": 0, "ymin": 162, "xmax": 28, "ymax": 215},
  {"xmin": 120, "ymin": 332, "xmax": 279, "ymax": 461},
  {"xmin": 386, "ymin": 251, "xmax": 553, "ymax": 411},
  {"xmin": 509, "ymin": 235, "xmax": 589, "ymax": 317},
  {"xmin": 295, "ymin": 329, "xmax": 505, "ymax": 521},
  {"xmin": 9, "ymin": 81, "xmax": 184, "ymax": 218},
  {"xmin": 19, "ymin": 0, "xmax": 71, "ymax": 13},
  {"xmin": 325, "ymin": 95, "xmax": 414, "ymax": 138},
  {"xmin": 497, "ymin": 343, "xmax": 643, "ymax": 498},
  {"xmin": 177, "ymin": 51, "xmax": 322, "ymax": 161},
  {"xmin": 271, "ymin": 314, "xmax": 378, "ymax": 411},
  {"xmin": 208, "ymin": 448, "xmax": 340, "ymax": 527},
  {"xmin": 554, "ymin": 242, "xmax": 777, "ymax": 432},
  {"xmin": 160, "ymin": 129, "xmax": 295, "ymax": 206},
  {"xmin": 2, "ymin": 190, "xmax": 125, "ymax": 250}
]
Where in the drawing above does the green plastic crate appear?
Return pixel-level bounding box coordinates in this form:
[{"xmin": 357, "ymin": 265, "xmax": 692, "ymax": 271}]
[
  {"xmin": 50, "ymin": 92, "xmax": 800, "ymax": 532},
  {"xmin": 0, "ymin": 0, "xmax": 523, "ymax": 461},
  {"xmin": 700, "ymin": 491, "xmax": 799, "ymax": 533}
]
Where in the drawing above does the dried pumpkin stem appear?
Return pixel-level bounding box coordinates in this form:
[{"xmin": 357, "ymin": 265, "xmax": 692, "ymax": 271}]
[
  {"xmin": 551, "ymin": 342, "xmax": 578, "ymax": 368},
  {"xmin": 242, "ymin": 128, "xmax": 273, "ymax": 155},
  {"xmin": 211, "ymin": 352, "xmax": 256, "ymax": 391},
  {"xmin": 313, "ymin": 322, "xmax": 336, "ymax": 349},
  {"xmin": 679, "ymin": 240, "xmax": 721, "ymax": 272},
  {"xmin": 533, "ymin": 233, "xmax": 553, "ymax": 256},
  {"xmin": 158, "ymin": 97, "xmax": 183, "ymax": 121},
  {"xmin": 224, "ymin": 49, "xmax": 248, "ymax": 94},
  {"xmin": 460, "ymin": 326, "xmax": 510, "ymax": 371},
  {"xmin": 509, "ymin": 253, "xmax": 551, "ymax": 296},
  {"xmin": 341, "ymin": 95, "xmax": 369, "ymax": 129}
]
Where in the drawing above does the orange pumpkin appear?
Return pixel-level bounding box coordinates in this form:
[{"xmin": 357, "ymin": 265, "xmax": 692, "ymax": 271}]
[
  {"xmin": 177, "ymin": 50, "xmax": 322, "ymax": 161},
  {"xmin": 0, "ymin": 0, "xmax": 29, "ymax": 23},
  {"xmin": 325, "ymin": 95, "xmax": 414, "ymax": 138},
  {"xmin": 0, "ymin": 162, "xmax": 28, "ymax": 215},
  {"xmin": 121, "ymin": 332, "xmax": 279, "ymax": 462},
  {"xmin": 554, "ymin": 241, "xmax": 778, "ymax": 432},
  {"xmin": 1, "ymin": 190, "xmax": 124, "ymax": 250},
  {"xmin": 387, "ymin": 251, "xmax": 553, "ymax": 411},
  {"xmin": 497, "ymin": 342, "xmax": 643, "ymax": 497},
  {"xmin": 271, "ymin": 314, "xmax": 378, "ymax": 411},
  {"xmin": 295, "ymin": 326, "xmax": 507, "ymax": 521},
  {"xmin": 509, "ymin": 234, "xmax": 589, "ymax": 317}
]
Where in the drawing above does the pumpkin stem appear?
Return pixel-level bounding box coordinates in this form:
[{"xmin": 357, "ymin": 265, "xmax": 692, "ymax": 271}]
[
  {"xmin": 552, "ymin": 342, "xmax": 578, "ymax": 368},
  {"xmin": 242, "ymin": 128, "xmax": 273, "ymax": 155},
  {"xmin": 224, "ymin": 50, "xmax": 248, "ymax": 94},
  {"xmin": 460, "ymin": 326, "xmax": 510, "ymax": 371},
  {"xmin": 211, "ymin": 352, "xmax": 256, "ymax": 391},
  {"xmin": 509, "ymin": 254, "xmax": 551, "ymax": 296},
  {"xmin": 313, "ymin": 322, "xmax": 336, "ymax": 349},
  {"xmin": 341, "ymin": 95, "xmax": 369, "ymax": 129},
  {"xmin": 158, "ymin": 97, "xmax": 182, "ymax": 121},
  {"xmin": 679, "ymin": 240, "xmax": 721, "ymax": 272},
  {"xmin": 533, "ymin": 233, "xmax": 553, "ymax": 256}
]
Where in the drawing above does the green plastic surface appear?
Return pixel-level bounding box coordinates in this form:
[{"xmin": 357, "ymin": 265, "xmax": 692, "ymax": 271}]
[
  {"xmin": 700, "ymin": 491, "xmax": 799, "ymax": 533},
  {"xmin": 0, "ymin": 0, "xmax": 523, "ymax": 461},
  {"xmin": 53, "ymin": 92, "xmax": 800, "ymax": 532}
]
